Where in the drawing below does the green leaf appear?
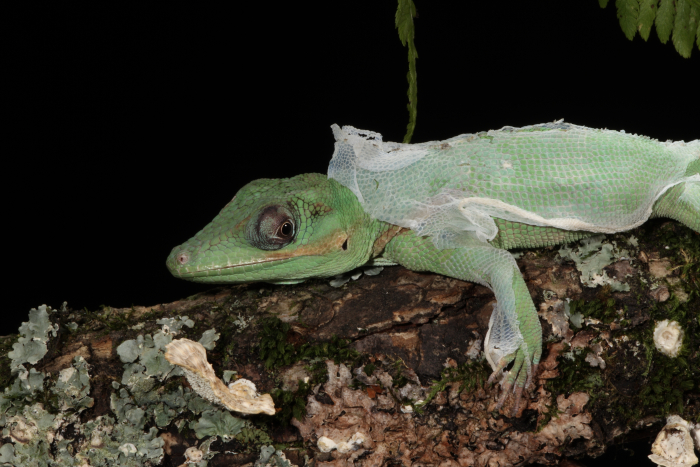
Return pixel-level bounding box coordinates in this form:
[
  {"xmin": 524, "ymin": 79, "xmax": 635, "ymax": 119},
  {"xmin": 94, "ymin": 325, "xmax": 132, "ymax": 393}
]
[
  {"xmin": 600, "ymin": 0, "xmax": 610, "ymax": 6},
  {"xmin": 617, "ymin": 0, "xmax": 641, "ymax": 40},
  {"xmin": 395, "ymin": 0, "xmax": 418, "ymax": 143},
  {"xmin": 638, "ymin": 0, "xmax": 659, "ymax": 40},
  {"xmin": 673, "ymin": 0, "xmax": 697, "ymax": 57},
  {"xmin": 691, "ymin": 3, "xmax": 700, "ymax": 48},
  {"xmin": 680, "ymin": 379, "xmax": 695, "ymax": 390},
  {"xmin": 656, "ymin": 0, "xmax": 676, "ymax": 43}
]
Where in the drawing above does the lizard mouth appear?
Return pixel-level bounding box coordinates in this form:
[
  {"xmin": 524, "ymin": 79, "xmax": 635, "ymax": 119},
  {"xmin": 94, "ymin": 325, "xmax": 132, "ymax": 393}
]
[
  {"xmin": 178, "ymin": 256, "xmax": 294, "ymax": 276},
  {"xmin": 167, "ymin": 253, "xmax": 321, "ymax": 283}
]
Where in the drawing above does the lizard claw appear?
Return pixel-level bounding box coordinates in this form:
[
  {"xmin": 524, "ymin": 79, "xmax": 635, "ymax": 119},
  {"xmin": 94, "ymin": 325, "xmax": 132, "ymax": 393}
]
[{"xmin": 488, "ymin": 350, "xmax": 538, "ymax": 417}]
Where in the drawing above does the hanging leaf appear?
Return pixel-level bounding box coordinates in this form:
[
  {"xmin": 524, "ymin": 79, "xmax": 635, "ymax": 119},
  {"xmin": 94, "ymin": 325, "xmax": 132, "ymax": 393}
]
[
  {"xmin": 617, "ymin": 0, "xmax": 641, "ymax": 40},
  {"xmin": 395, "ymin": 0, "xmax": 418, "ymax": 143},
  {"xmin": 672, "ymin": 0, "xmax": 697, "ymax": 57},
  {"xmin": 638, "ymin": 0, "xmax": 659, "ymax": 40},
  {"xmin": 603, "ymin": 0, "xmax": 699, "ymax": 56},
  {"xmin": 656, "ymin": 0, "xmax": 676, "ymax": 43}
]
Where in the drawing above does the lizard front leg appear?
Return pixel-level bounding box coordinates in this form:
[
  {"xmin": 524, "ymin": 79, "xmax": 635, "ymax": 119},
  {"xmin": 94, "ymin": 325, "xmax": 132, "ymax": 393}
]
[{"xmin": 384, "ymin": 231, "xmax": 542, "ymax": 415}]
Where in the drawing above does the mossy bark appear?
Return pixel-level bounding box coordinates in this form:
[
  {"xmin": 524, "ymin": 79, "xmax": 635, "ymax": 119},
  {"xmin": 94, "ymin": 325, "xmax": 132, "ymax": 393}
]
[{"xmin": 1, "ymin": 220, "xmax": 698, "ymax": 466}]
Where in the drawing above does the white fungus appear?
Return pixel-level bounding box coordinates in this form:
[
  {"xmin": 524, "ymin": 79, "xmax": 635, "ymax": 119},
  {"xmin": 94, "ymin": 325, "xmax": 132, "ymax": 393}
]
[
  {"xmin": 653, "ymin": 320, "xmax": 684, "ymax": 357},
  {"xmin": 648, "ymin": 415, "xmax": 698, "ymax": 467},
  {"xmin": 317, "ymin": 432, "xmax": 366, "ymax": 453},
  {"xmin": 691, "ymin": 423, "xmax": 700, "ymax": 452},
  {"xmin": 164, "ymin": 339, "xmax": 275, "ymax": 415}
]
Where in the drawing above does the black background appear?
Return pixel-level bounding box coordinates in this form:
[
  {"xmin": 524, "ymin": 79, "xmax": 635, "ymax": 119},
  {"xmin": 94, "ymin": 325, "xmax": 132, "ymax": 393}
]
[{"xmin": 5, "ymin": 3, "xmax": 698, "ymax": 465}]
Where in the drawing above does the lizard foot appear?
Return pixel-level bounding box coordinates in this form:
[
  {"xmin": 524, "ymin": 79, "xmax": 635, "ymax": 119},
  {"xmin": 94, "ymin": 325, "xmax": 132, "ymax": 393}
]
[{"xmin": 487, "ymin": 349, "xmax": 538, "ymax": 417}]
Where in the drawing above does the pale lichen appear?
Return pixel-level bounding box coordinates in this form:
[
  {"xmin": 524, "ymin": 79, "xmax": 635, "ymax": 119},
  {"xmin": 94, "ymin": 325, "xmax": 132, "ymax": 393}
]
[
  {"xmin": 8, "ymin": 305, "xmax": 59, "ymax": 372},
  {"xmin": 190, "ymin": 408, "xmax": 245, "ymax": 441},
  {"xmin": 0, "ymin": 351, "xmax": 169, "ymax": 467},
  {"xmin": 53, "ymin": 356, "xmax": 94, "ymax": 411},
  {"xmin": 329, "ymin": 265, "xmax": 385, "ymax": 287},
  {"xmin": 254, "ymin": 445, "xmax": 297, "ymax": 467},
  {"xmin": 558, "ymin": 235, "xmax": 634, "ymax": 292},
  {"xmin": 156, "ymin": 315, "xmax": 194, "ymax": 336},
  {"xmin": 0, "ymin": 306, "xmax": 256, "ymax": 466}
]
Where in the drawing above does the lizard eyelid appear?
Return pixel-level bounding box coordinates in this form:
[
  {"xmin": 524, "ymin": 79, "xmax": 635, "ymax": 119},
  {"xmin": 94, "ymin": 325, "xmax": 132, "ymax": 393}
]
[{"xmin": 247, "ymin": 204, "xmax": 298, "ymax": 250}]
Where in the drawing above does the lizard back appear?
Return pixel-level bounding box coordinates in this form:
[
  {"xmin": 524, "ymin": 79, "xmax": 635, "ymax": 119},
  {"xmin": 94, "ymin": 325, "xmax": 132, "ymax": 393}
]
[{"xmin": 329, "ymin": 121, "xmax": 699, "ymax": 248}]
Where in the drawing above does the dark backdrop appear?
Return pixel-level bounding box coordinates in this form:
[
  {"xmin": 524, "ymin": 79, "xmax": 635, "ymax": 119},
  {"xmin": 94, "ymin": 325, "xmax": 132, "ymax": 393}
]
[{"xmin": 4, "ymin": 4, "xmax": 698, "ymax": 464}]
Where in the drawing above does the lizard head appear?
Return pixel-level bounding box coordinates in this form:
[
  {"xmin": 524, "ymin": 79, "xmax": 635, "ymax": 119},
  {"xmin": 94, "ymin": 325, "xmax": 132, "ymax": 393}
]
[{"xmin": 166, "ymin": 173, "xmax": 375, "ymax": 284}]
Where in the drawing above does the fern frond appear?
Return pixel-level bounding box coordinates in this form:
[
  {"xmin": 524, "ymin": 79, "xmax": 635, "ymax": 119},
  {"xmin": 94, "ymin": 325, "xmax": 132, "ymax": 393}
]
[
  {"xmin": 673, "ymin": 0, "xmax": 699, "ymax": 57},
  {"xmin": 616, "ymin": 0, "xmax": 640, "ymax": 40},
  {"xmin": 638, "ymin": 0, "xmax": 659, "ymax": 40},
  {"xmin": 603, "ymin": 0, "xmax": 699, "ymax": 57},
  {"xmin": 395, "ymin": 0, "xmax": 418, "ymax": 144},
  {"xmin": 656, "ymin": 0, "xmax": 676, "ymax": 43}
]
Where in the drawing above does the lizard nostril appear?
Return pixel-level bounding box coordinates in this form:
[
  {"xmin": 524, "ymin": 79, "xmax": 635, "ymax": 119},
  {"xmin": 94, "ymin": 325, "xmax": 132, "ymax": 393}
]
[{"xmin": 177, "ymin": 252, "xmax": 189, "ymax": 265}]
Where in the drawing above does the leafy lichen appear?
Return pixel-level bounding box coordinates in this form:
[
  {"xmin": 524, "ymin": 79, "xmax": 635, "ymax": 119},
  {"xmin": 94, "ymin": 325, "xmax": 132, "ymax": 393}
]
[
  {"xmin": 7, "ymin": 305, "xmax": 58, "ymax": 372},
  {"xmin": 558, "ymin": 235, "xmax": 633, "ymax": 292},
  {"xmin": 0, "ymin": 305, "xmax": 253, "ymax": 466}
]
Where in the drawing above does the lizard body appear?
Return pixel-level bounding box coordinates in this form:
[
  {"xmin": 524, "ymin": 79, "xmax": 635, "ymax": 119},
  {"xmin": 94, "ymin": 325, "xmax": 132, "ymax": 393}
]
[{"xmin": 167, "ymin": 122, "xmax": 699, "ymax": 414}]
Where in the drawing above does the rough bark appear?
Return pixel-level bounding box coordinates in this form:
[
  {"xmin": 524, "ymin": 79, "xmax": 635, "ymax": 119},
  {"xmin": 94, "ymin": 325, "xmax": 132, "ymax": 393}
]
[{"xmin": 0, "ymin": 220, "xmax": 698, "ymax": 467}]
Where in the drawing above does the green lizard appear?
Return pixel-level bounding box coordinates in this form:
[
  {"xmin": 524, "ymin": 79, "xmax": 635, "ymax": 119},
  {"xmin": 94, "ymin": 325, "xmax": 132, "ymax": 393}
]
[{"xmin": 167, "ymin": 122, "xmax": 699, "ymax": 415}]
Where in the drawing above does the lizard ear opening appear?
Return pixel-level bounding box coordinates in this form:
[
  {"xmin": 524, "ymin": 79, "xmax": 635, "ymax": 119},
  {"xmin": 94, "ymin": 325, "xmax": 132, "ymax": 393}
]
[{"xmin": 247, "ymin": 204, "xmax": 297, "ymax": 251}]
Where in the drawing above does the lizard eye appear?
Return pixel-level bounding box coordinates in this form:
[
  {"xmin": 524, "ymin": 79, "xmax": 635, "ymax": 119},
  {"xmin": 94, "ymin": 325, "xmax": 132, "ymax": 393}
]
[
  {"xmin": 278, "ymin": 220, "xmax": 294, "ymax": 238},
  {"xmin": 247, "ymin": 204, "xmax": 297, "ymax": 250}
]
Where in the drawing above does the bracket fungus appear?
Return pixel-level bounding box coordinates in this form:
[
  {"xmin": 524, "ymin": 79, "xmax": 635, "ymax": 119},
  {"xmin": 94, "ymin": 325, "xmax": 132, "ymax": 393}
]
[
  {"xmin": 317, "ymin": 432, "xmax": 366, "ymax": 453},
  {"xmin": 649, "ymin": 415, "xmax": 698, "ymax": 467},
  {"xmin": 653, "ymin": 320, "xmax": 685, "ymax": 357},
  {"xmin": 164, "ymin": 338, "xmax": 275, "ymax": 415}
]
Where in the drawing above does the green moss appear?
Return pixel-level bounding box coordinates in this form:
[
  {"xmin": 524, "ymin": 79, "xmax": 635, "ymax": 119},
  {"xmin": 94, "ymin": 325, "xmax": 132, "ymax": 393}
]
[
  {"xmin": 567, "ymin": 291, "xmax": 619, "ymax": 324},
  {"xmin": 416, "ymin": 360, "xmax": 489, "ymax": 413},
  {"xmin": 88, "ymin": 305, "xmax": 134, "ymax": 331},
  {"xmin": 639, "ymin": 296, "xmax": 699, "ymax": 416},
  {"xmin": 545, "ymin": 344, "xmax": 604, "ymax": 399},
  {"xmin": 235, "ymin": 424, "xmax": 274, "ymax": 451},
  {"xmin": 639, "ymin": 221, "xmax": 699, "ymax": 299},
  {"xmin": 389, "ymin": 359, "xmax": 411, "ymax": 389},
  {"xmin": 537, "ymin": 402, "xmax": 564, "ymax": 432},
  {"xmin": 258, "ymin": 318, "xmax": 297, "ymax": 369},
  {"xmin": 640, "ymin": 353, "xmax": 695, "ymax": 414},
  {"xmin": 0, "ymin": 335, "xmax": 15, "ymax": 389},
  {"xmin": 272, "ymin": 380, "xmax": 312, "ymax": 423},
  {"xmin": 257, "ymin": 317, "xmax": 359, "ymax": 369},
  {"xmin": 550, "ymin": 222, "xmax": 700, "ymax": 427}
]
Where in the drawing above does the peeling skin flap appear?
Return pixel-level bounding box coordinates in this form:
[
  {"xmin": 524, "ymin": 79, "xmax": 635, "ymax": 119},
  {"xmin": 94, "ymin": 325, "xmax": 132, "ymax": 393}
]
[{"xmin": 328, "ymin": 122, "xmax": 699, "ymax": 249}]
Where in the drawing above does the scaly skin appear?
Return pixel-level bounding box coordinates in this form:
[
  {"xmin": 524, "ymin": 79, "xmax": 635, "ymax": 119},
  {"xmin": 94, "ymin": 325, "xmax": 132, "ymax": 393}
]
[{"xmin": 167, "ymin": 125, "xmax": 699, "ymax": 416}]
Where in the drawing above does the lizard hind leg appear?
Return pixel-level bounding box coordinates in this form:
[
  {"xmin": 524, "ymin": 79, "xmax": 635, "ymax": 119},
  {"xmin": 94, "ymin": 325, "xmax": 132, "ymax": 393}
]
[{"xmin": 653, "ymin": 181, "xmax": 700, "ymax": 233}]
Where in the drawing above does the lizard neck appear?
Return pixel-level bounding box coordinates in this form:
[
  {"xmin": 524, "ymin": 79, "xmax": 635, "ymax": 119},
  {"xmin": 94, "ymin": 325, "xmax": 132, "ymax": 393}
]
[{"xmin": 327, "ymin": 178, "xmax": 398, "ymax": 270}]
